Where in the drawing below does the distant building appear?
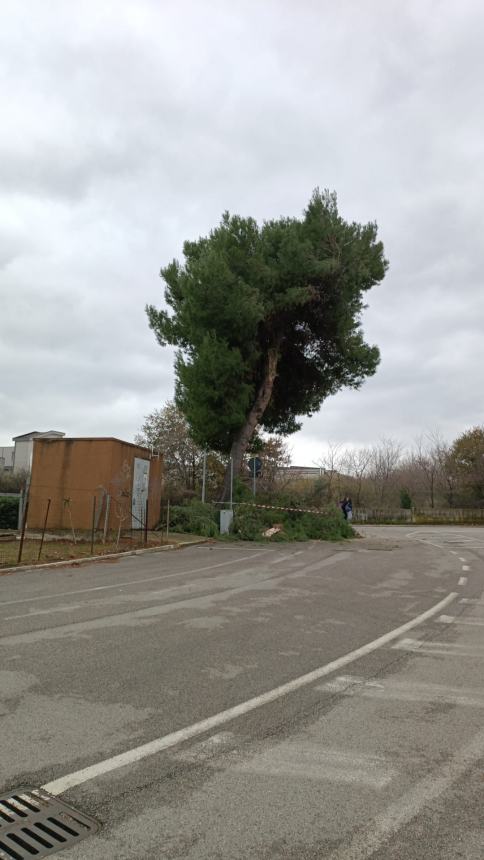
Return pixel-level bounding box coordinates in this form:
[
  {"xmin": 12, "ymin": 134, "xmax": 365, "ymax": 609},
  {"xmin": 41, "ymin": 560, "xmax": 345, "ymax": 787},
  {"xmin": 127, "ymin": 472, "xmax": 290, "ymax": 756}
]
[
  {"xmin": 278, "ymin": 466, "xmax": 324, "ymax": 480},
  {"xmin": 0, "ymin": 446, "xmax": 14, "ymax": 471},
  {"xmin": 12, "ymin": 430, "xmax": 65, "ymax": 473}
]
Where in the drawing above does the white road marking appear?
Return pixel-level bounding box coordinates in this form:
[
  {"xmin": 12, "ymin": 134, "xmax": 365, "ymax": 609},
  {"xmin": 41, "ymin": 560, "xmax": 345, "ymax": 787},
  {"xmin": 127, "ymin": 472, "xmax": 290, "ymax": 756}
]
[
  {"xmin": 459, "ymin": 557, "xmax": 467, "ymax": 562},
  {"xmin": 462, "ymin": 564, "xmax": 470, "ymax": 571},
  {"xmin": 393, "ymin": 638, "xmax": 484, "ymax": 658},
  {"xmin": 0, "ymin": 555, "xmax": 349, "ymax": 644},
  {"xmin": 42, "ymin": 591, "xmax": 457, "ymax": 795},
  {"xmin": 270, "ymin": 550, "xmax": 304, "ymax": 564},
  {"xmin": 327, "ymin": 727, "xmax": 484, "ymax": 860},
  {"xmin": 0, "ymin": 550, "xmax": 273, "ymax": 609},
  {"xmin": 317, "ymin": 675, "xmax": 484, "ymax": 708},
  {"xmin": 235, "ymin": 744, "xmax": 395, "ymax": 789},
  {"xmin": 460, "ymin": 598, "xmax": 484, "ymax": 605},
  {"xmin": 438, "ymin": 616, "xmax": 484, "ymax": 627},
  {"xmin": 458, "ymin": 576, "xmax": 467, "ymax": 586}
]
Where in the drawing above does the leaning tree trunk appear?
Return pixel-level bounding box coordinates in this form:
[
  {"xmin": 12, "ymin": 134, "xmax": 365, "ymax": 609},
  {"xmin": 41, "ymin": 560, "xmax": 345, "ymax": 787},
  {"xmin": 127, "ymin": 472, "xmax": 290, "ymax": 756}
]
[{"xmin": 220, "ymin": 347, "xmax": 279, "ymax": 503}]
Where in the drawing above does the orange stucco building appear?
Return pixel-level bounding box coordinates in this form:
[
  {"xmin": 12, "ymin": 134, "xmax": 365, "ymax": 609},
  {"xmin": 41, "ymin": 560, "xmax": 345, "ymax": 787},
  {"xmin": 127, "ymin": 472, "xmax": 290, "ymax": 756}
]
[{"xmin": 27, "ymin": 437, "xmax": 163, "ymax": 532}]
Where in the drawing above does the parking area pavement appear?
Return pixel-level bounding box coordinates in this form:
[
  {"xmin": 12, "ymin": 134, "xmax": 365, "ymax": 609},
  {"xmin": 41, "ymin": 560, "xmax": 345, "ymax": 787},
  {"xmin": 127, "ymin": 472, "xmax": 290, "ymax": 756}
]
[{"xmin": 1, "ymin": 528, "xmax": 483, "ymax": 858}]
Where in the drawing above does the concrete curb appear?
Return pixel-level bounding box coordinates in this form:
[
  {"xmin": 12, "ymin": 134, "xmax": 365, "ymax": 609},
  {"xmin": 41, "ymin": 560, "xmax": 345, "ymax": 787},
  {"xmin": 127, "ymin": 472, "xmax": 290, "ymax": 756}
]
[{"xmin": 0, "ymin": 538, "xmax": 211, "ymax": 576}]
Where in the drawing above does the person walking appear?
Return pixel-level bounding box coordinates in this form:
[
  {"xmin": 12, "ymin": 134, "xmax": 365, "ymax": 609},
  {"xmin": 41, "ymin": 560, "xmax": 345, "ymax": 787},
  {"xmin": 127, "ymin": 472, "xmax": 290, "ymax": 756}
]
[{"xmin": 345, "ymin": 497, "xmax": 353, "ymax": 522}]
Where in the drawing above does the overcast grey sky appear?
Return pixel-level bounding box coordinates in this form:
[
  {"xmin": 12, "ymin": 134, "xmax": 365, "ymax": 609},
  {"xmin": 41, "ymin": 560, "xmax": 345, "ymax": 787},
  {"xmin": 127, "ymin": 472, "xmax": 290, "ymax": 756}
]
[{"xmin": 1, "ymin": 0, "xmax": 483, "ymax": 463}]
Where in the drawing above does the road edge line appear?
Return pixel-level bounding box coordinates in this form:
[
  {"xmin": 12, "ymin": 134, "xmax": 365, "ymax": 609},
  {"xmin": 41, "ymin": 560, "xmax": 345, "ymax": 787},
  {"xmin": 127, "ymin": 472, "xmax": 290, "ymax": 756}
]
[{"xmin": 42, "ymin": 590, "xmax": 458, "ymax": 796}]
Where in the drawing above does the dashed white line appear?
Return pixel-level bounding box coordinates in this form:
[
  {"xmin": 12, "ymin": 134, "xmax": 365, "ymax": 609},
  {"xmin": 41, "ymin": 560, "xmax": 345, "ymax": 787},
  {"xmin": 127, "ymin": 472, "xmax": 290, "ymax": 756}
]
[
  {"xmin": 462, "ymin": 565, "xmax": 470, "ymax": 571},
  {"xmin": 458, "ymin": 576, "xmax": 467, "ymax": 586},
  {"xmin": 459, "ymin": 557, "xmax": 467, "ymax": 562},
  {"xmin": 42, "ymin": 590, "xmax": 457, "ymax": 796}
]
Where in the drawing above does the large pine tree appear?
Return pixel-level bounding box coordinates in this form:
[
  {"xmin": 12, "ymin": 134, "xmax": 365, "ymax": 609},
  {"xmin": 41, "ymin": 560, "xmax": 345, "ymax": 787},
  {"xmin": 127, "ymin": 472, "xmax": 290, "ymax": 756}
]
[{"xmin": 147, "ymin": 190, "xmax": 388, "ymax": 499}]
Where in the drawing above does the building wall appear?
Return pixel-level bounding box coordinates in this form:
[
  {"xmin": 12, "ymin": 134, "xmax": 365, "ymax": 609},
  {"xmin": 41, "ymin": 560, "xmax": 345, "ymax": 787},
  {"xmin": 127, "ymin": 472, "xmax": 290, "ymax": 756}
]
[
  {"xmin": 28, "ymin": 438, "xmax": 163, "ymax": 532},
  {"xmin": 0, "ymin": 446, "xmax": 14, "ymax": 470},
  {"xmin": 13, "ymin": 440, "xmax": 34, "ymax": 473},
  {"xmin": 13, "ymin": 431, "xmax": 65, "ymax": 473}
]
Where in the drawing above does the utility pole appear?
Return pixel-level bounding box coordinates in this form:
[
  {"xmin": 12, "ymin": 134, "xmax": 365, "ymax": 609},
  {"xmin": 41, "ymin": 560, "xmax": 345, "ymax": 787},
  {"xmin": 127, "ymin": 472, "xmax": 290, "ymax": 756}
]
[
  {"xmin": 253, "ymin": 458, "xmax": 256, "ymax": 497},
  {"xmin": 201, "ymin": 450, "xmax": 207, "ymax": 503}
]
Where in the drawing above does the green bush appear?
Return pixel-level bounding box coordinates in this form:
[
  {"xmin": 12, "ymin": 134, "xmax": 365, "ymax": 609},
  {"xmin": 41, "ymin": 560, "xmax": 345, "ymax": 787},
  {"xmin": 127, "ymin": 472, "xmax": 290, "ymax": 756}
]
[
  {"xmin": 400, "ymin": 488, "xmax": 412, "ymax": 509},
  {"xmin": 167, "ymin": 498, "xmax": 353, "ymax": 542},
  {"xmin": 232, "ymin": 503, "xmax": 353, "ymax": 542},
  {"xmin": 0, "ymin": 496, "xmax": 19, "ymax": 529},
  {"xmin": 168, "ymin": 501, "xmax": 219, "ymax": 537}
]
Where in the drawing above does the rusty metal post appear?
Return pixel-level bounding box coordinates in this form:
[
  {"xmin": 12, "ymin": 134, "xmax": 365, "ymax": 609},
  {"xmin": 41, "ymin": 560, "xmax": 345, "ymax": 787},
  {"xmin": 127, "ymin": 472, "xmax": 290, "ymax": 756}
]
[
  {"xmin": 17, "ymin": 499, "xmax": 29, "ymax": 565},
  {"xmin": 37, "ymin": 498, "xmax": 51, "ymax": 562},
  {"xmin": 90, "ymin": 495, "xmax": 96, "ymax": 555}
]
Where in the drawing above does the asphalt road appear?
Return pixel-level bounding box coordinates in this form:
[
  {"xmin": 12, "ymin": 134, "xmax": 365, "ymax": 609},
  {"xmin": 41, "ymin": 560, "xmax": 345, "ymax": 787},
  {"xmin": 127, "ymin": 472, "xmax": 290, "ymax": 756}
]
[{"xmin": 1, "ymin": 526, "xmax": 483, "ymax": 858}]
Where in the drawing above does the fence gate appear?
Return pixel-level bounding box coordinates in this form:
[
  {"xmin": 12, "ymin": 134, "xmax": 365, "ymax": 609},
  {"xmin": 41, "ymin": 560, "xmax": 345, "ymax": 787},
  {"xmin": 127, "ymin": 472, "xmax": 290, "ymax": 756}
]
[{"xmin": 132, "ymin": 458, "xmax": 150, "ymax": 529}]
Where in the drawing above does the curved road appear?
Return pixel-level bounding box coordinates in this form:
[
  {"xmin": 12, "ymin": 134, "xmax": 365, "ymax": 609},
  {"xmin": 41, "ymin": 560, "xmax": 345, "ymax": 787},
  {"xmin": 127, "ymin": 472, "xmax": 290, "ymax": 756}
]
[{"xmin": 1, "ymin": 526, "xmax": 483, "ymax": 858}]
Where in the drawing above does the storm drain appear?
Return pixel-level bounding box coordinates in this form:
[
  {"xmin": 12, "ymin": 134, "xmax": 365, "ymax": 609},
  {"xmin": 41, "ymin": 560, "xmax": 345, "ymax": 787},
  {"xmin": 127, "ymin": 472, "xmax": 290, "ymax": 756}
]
[{"xmin": 0, "ymin": 788, "xmax": 99, "ymax": 858}]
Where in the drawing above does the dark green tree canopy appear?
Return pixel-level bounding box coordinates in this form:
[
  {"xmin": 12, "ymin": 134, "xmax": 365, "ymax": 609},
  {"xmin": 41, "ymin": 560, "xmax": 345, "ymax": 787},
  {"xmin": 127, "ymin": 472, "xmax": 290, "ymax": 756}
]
[{"xmin": 147, "ymin": 190, "xmax": 388, "ymax": 496}]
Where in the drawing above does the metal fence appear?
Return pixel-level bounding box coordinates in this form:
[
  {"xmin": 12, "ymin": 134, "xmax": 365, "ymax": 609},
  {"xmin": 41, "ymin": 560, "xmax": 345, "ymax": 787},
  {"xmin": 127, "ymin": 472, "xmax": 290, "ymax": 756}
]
[
  {"xmin": 354, "ymin": 508, "xmax": 484, "ymax": 524},
  {"xmin": 0, "ymin": 490, "xmax": 165, "ymax": 569}
]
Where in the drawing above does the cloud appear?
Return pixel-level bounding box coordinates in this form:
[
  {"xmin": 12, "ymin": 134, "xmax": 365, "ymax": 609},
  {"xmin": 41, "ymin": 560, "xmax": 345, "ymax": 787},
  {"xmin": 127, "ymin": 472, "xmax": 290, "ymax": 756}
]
[{"xmin": 1, "ymin": 0, "xmax": 483, "ymax": 465}]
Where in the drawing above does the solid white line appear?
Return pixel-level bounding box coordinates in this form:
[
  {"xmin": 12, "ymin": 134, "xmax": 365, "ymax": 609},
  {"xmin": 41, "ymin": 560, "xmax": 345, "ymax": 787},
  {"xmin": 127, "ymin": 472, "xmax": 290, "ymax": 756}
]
[
  {"xmin": 458, "ymin": 576, "xmax": 467, "ymax": 586},
  {"xmin": 327, "ymin": 728, "xmax": 484, "ymax": 860},
  {"xmin": 42, "ymin": 591, "xmax": 457, "ymax": 796},
  {"xmin": 0, "ymin": 551, "xmax": 273, "ymax": 609}
]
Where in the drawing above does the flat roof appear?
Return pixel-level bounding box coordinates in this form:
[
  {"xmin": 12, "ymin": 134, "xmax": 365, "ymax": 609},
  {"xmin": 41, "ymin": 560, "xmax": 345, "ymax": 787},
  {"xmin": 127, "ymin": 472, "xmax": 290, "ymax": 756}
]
[
  {"xmin": 34, "ymin": 436, "xmax": 155, "ymax": 454},
  {"xmin": 13, "ymin": 430, "xmax": 65, "ymax": 441}
]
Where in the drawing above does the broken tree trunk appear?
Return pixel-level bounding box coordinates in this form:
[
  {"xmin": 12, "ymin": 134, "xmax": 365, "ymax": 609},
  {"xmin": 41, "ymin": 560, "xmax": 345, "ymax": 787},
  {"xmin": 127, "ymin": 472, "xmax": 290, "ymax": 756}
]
[{"xmin": 220, "ymin": 346, "xmax": 280, "ymax": 502}]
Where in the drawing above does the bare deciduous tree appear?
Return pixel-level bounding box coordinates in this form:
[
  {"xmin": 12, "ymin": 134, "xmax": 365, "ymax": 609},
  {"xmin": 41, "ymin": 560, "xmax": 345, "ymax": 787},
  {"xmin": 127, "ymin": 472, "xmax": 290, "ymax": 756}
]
[
  {"xmin": 369, "ymin": 438, "xmax": 403, "ymax": 504},
  {"xmin": 315, "ymin": 442, "xmax": 343, "ymax": 502},
  {"xmin": 341, "ymin": 447, "xmax": 372, "ymax": 506}
]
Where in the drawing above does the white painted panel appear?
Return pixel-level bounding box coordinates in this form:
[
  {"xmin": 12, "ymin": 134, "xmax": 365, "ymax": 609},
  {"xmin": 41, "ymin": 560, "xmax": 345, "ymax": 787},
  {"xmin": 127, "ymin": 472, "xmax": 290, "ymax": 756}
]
[{"xmin": 132, "ymin": 458, "xmax": 150, "ymax": 528}]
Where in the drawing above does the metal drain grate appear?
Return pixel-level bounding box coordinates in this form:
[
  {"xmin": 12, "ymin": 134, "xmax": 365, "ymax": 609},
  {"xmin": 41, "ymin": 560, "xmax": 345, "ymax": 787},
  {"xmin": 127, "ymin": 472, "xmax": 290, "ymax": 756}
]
[{"xmin": 0, "ymin": 788, "xmax": 99, "ymax": 858}]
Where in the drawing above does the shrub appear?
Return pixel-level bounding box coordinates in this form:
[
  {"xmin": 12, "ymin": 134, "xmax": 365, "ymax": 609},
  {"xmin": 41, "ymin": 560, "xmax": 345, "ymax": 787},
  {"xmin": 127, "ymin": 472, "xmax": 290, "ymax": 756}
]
[
  {"xmin": 400, "ymin": 488, "xmax": 413, "ymax": 509},
  {"xmin": 0, "ymin": 470, "xmax": 28, "ymax": 493},
  {"xmin": 233, "ymin": 503, "xmax": 353, "ymax": 542},
  {"xmin": 0, "ymin": 496, "xmax": 19, "ymax": 529},
  {"xmin": 168, "ymin": 500, "xmax": 219, "ymax": 537}
]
